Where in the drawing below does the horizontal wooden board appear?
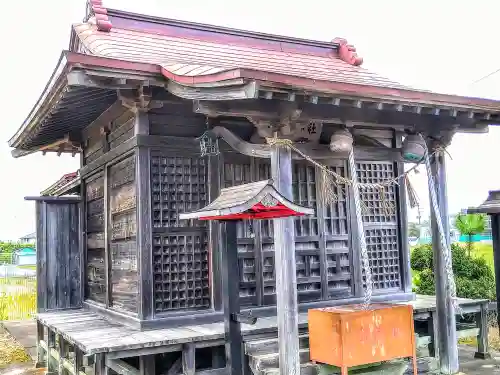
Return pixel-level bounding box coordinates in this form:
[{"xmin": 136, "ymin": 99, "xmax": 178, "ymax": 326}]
[
  {"xmin": 111, "ymin": 211, "xmax": 137, "ymax": 240},
  {"xmin": 110, "ymin": 184, "xmax": 136, "ymax": 215},
  {"xmin": 86, "ymin": 249, "xmax": 106, "ymax": 304}
]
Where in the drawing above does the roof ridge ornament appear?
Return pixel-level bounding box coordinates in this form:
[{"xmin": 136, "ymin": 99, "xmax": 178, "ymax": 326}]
[
  {"xmin": 86, "ymin": 0, "xmax": 112, "ymax": 32},
  {"xmin": 332, "ymin": 37, "xmax": 363, "ymax": 66}
]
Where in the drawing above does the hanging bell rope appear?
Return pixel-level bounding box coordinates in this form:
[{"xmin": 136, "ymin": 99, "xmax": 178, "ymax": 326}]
[
  {"xmin": 264, "ymin": 134, "xmax": 431, "ymax": 218},
  {"xmin": 422, "ymin": 138, "xmax": 461, "ymax": 314},
  {"xmin": 347, "ymin": 149, "xmax": 373, "ymax": 307},
  {"xmin": 265, "ymin": 132, "xmax": 451, "ymax": 308}
]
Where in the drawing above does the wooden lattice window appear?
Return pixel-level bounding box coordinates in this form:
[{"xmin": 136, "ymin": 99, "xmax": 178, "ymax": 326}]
[
  {"xmin": 356, "ymin": 162, "xmax": 397, "ymax": 223},
  {"xmin": 357, "ymin": 161, "xmax": 401, "ymax": 290},
  {"xmin": 324, "ymin": 164, "xmax": 351, "ymax": 296},
  {"xmin": 109, "ymin": 156, "xmax": 138, "ymax": 313},
  {"xmin": 223, "ymin": 157, "xmax": 256, "ymax": 306},
  {"xmin": 292, "ymin": 163, "xmax": 322, "ymax": 302},
  {"xmin": 151, "ymin": 152, "xmax": 210, "ymax": 312},
  {"xmin": 226, "ymin": 158, "xmax": 353, "ymax": 307},
  {"xmin": 153, "ymin": 232, "xmax": 210, "ymax": 311},
  {"xmin": 151, "ymin": 156, "xmax": 207, "ymax": 229},
  {"xmin": 85, "ymin": 175, "xmax": 106, "ymax": 304},
  {"xmin": 365, "ymin": 228, "xmax": 400, "ymax": 289}
]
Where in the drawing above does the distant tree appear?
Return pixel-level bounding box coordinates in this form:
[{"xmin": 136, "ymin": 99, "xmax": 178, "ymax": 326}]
[
  {"xmin": 0, "ymin": 242, "xmax": 35, "ymax": 264},
  {"xmin": 454, "ymin": 213, "xmax": 486, "ymax": 257},
  {"xmin": 408, "ymin": 222, "xmax": 421, "ymax": 238}
]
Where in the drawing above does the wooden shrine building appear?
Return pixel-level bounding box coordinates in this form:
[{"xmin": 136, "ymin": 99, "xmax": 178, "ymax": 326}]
[{"xmin": 10, "ymin": 1, "xmax": 500, "ymax": 374}]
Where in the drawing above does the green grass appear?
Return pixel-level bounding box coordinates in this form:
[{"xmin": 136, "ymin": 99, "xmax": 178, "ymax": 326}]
[
  {"xmin": 0, "ymin": 277, "xmax": 36, "ymax": 321},
  {"xmin": 472, "ymin": 242, "xmax": 494, "ymax": 270}
]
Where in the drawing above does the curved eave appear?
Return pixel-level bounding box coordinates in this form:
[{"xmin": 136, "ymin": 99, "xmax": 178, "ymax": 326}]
[
  {"xmin": 9, "ymin": 52, "xmax": 71, "ymax": 149},
  {"xmin": 9, "ymin": 52, "xmax": 164, "ymax": 156},
  {"xmin": 162, "ymin": 65, "xmax": 500, "ymax": 113}
]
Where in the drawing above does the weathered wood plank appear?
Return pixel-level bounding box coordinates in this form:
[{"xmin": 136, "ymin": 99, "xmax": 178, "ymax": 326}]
[
  {"xmin": 182, "ymin": 343, "xmax": 196, "ymax": 375},
  {"xmin": 139, "ymin": 355, "xmax": 155, "ymax": 375},
  {"xmin": 36, "ymin": 322, "xmax": 46, "ymax": 368},
  {"xmin": 136, "ymin": 145, "xmax": 153, "ymax": 320},
  {"xmin": 80, "ymin": 137, "xmax": 137, "ymax": 178},
  {"xmin": 69, "ymin": 203, "xmax": 81, "ymax": 308},
  {"xmin": 167, "ymin": 357, "xmax": 182, "ymax": 375},
  {"xmin": 270, "ymin": 144, "xmax": 300, "ymax": 375},
  {"xmin": 474, "ymin": 303, "xmax": 491, "ymax": 359},
  {"xmin": 47, "ymin": 207, "xmax": 58, "ymax": 310},
  {"xmin": 428, "ymin": 148, "xmax": 459, "ymax": 374},
  {"xmin": 37, "ymin": 202, "xmax": 48, "ymax": 312},
  {"xmin": 106, "ymin": 358, "xmax": 140, "ymax": 375}
]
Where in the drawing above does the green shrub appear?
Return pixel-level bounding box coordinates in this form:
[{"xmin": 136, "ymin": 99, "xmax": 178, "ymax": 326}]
[
  {"xmin": 414, "ymin": 243, "xmax": 496, "ymax": 300},
  {"xmin": 410, "ymin": 244, "xmax": 433, "ymax": 271},
  {"xmin": 456, "ymin": 275, "xmax": 495, "ymax": 300},
  {"xmin": 416, "ymin": 268, "xmax": 435, "ymax": 295}
]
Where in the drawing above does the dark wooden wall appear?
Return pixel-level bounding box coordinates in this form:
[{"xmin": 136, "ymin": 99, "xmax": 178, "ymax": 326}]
[
  {"xmin": 81, "ymin": 103, "xmax": 140, "ymax": 314},
  {"xmin": 77, "ymin": 98, "xmax": 410, "ymax": 322},
  {"xmin": 109, "ymin": 155, "xmax": 138, "ymax": 313},
  {"xmin": 85, "ymin": 173, "xmax": 107, "ymax": 304},
  {"xmin": 83, "ymin": 109, "xmax": 135, "ymax": 164},
  {"xmin": 32, "ymin": 197, "xmax": 81, "ymax": 312}
]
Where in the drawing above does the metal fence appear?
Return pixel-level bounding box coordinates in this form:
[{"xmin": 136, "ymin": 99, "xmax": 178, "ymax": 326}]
[{"xmin": 0, "ymin": 264, "xmax": 36, "ymax": 321}]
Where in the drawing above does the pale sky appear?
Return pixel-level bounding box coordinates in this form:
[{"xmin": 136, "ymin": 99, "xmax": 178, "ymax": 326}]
[{"xmin": 1, "ymin": 0, "xmax": 500, "ymax": 239}]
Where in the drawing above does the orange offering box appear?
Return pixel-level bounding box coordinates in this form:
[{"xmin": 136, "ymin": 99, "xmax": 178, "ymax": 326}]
[{"xmin": 308, "ymin": 303, "xmax": 417, "ymax": 375}]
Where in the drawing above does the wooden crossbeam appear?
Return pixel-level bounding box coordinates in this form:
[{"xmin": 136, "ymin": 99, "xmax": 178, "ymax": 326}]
[
  {"xmin": 106, "ymin": 358, "xmax": 140, "ymax": 375},
  {"xmin": 193, "ymin": 99, "xmax": 490, "ymax": 132}
]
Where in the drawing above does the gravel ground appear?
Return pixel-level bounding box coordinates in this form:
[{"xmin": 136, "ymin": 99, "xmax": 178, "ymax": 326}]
[{"xmin": 0, "ymin": 326, "xmax": 31, "ymax": 368}]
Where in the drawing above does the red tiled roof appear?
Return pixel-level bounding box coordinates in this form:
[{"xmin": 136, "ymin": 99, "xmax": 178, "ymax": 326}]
[{"xmin": 74, "ymin": 22, "xmax": 411, "ymax": 92}]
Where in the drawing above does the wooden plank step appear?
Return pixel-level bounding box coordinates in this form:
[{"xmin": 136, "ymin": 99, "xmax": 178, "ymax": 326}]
[
  {"xmin": 245, "ymin": 334, "xmax": 309, "ymax": 356},
  {"xmin": 249, "ymin": 348, "xmax": 311, "ymax": 372}
]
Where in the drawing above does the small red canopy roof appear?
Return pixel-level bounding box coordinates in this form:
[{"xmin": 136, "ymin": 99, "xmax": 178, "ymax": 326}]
[{"xmin": 179, "ymin": 180, "xmax": 314, "ymax": 221}]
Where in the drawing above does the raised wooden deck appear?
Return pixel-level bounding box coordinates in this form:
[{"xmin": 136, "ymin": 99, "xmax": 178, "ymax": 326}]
[{"xmin": 37, "ymin": 295, "xmax": 489, "ymax": 357}]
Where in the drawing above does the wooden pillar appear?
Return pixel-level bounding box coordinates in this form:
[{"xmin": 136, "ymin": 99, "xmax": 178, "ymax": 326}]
[
  {"xmin": 139, "ymin": 355, "xmax": 156, "ymax": 375},
  {"xmin": 270, "ymin": 145, "xmax": 300, "ymax": 375},
  {"xmin": 221, "ymin": 220, "xmax": 245, "ymax": 374},
  {"xmin": 428, "ymin": 149, "xmax": 459, "ymax": 374},
  {"xmin": 135, "ymin": 109, "xmax": 154, "ymax": 321},
  {"xmin": 490, "ymin": 214, "xmax": 500, "ymax": 335},
  {"xmin": 474, "ymin": 303, "xmax": 491, "ymax": 359},
  {"xmin": 58, "ymin": 335, "xmax": 68, "ymax": 375},
  {"xmin": 47, "ymin": 329, "xmax": 57, "ymax": 375},
  {"xmin": 36, "ymin": 322, "xmax": 46, "ymax": 368}
]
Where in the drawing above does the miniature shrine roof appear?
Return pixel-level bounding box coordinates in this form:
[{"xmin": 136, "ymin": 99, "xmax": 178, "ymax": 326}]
[
  {"xmin": 40, "ymin": 172, "xmax": 81, "ymax": 197},
  {"xmin": 468, "ymin": 190, "xmax": 500, "ymax": 215},
  {"xmin": 8, "ymin": 3, "xmax": 500, "ymax": 156},
  {"xmin": 179, "ymin": 179, "xmax": 314, "ymax": 221}
]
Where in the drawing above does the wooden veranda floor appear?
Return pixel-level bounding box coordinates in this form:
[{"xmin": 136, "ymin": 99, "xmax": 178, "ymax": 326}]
[{"xmin": 37, "ymin": 295, "xmax": 488, "ymax": 357}]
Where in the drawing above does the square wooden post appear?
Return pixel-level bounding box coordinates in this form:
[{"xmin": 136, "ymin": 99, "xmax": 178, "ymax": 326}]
[
  {"xmin": 221, "ymin": 220, "xmax": 245, "ymax": 374},
  {"xmin": 491, "ymin": 215, "xmax": 500, "ymax": 336},
  {"xmin": 179, "ymin": 178, "xmax": 313, "ymax": 375},
  {"xmin": 270, "ymin": 145, "xmax": 300, "ymax": 375},
  {"xmin": 428, "ymin": 150, "xmax": 459, "ymax": 374}
]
